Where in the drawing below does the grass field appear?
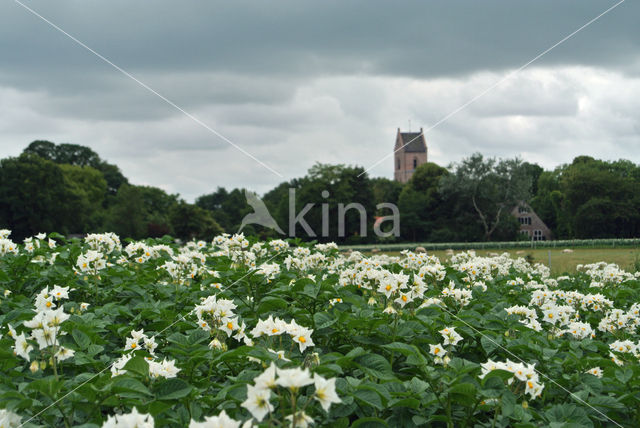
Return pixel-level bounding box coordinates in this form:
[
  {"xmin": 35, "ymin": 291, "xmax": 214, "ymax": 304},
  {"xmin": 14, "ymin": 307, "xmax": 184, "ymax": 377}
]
[{"xmin": 381, "ymin": 247, "xmax": 640, "ymax": 276}]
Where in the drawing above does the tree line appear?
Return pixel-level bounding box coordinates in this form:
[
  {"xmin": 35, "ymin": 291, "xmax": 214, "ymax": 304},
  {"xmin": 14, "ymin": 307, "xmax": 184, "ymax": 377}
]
[{"xmin": 1, "ymin": 140, "xmax": 638, "ymax": 243}]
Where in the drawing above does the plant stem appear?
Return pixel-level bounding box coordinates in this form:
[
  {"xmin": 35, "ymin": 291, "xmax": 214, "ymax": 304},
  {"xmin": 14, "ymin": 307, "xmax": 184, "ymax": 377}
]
[
  {"xmin": 491, "ymin": 405, "xmax": 500, "ymax": 428},
  {"xmin": 389, "ymin": 314, "xmax": 400, "ymax": 366},
  {"xmin": 290, "ymin": 390, "xmax": 297, "ymax": 428},
  {"xmin": 446, "ymin": 393, "xmax": 453, "ymax": 428}
]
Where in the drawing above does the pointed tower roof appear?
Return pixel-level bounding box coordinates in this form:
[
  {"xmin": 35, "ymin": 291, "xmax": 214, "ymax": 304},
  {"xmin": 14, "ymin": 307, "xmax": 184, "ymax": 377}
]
[{"xmin": 397, "ymin": 128, "xmax": 426, "ymax": 152}]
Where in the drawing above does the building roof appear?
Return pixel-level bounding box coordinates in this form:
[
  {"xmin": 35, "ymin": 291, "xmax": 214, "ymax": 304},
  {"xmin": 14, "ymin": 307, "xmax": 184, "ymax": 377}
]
[{"xmin": 399, "ymin": 132, "xmax": 426, "ymax": 152}]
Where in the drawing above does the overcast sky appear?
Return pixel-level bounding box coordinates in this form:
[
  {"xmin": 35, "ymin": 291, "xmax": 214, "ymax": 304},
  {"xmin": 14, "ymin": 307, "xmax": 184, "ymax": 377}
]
[{"xmin": 1, "ymin": 0, "xmax": 639, "ymax": 201}]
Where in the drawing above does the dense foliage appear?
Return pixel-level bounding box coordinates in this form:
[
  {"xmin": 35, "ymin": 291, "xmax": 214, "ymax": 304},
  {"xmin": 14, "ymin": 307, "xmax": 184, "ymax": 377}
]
[
  {"xmin": 2, "ymin": 141, "xmax": 640, "ymax": 243},
  {"xmin": 531, "ymin": 157, "xmax": 640, "ymax": 240},
  {"xmin": 1, "ymin": 230, "xmax": 640, "ymax": 427},
  {"xmin": 0, "ymin": 142, "xmax": 222, "ymax": 242}
]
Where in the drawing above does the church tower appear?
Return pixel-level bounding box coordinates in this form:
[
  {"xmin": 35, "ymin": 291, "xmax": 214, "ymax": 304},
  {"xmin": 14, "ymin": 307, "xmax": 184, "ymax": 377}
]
[{"xmin": 394, "ymin": 128, "xmax": 427, "ymax": 183}]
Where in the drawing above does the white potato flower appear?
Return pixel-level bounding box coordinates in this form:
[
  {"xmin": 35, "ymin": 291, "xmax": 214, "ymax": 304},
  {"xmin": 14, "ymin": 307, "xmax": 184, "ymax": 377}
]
[
  {"xmin": 101, "ymin": 407, "xmax": 153, "ymax": 428},
  {"xmin": 285, "ymin": 411, "xmax": 314, "ymax": 428},
  {"xmin": 313, "ymin": 373, "xmax": 341, "ymax": 412},
  {"xmin": 241, "ymin": 384, "xmax": 274, "ymax": 422},
  {"xmin": 275, "ymin": 367, "xmax": 314, "ymax": 392},
  {"xmin": 586, "ymin": 367, "xmax": 603, "ymax": 378},
  {"xmin": 0, "ymin": 408, "xmax": 22, "ymax": 428},
  {"xmin": 189, "ymin": 410, "xmax": 241, "ymax": 428}
]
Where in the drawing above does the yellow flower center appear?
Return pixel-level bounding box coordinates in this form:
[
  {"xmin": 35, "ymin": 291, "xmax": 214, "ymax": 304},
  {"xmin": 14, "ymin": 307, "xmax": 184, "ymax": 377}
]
[
  {"xmin": 272, "ymin": 328, "xmax": 278, "ymax": 334},
  {"xmin": 385, "ymin": 285, "xmax": 391, "ymax": 291},
  {"xmin": 299, "ymin": 336, "xmax": 306, "ymax": 343},
  {"xmin": 227, "ymin": 322, "xmax": 234, "ymax": 330},
  {"xmin": 131, "ymin": 343, "xmax": 137, "ymax": 349},
  {"xmin": 402, "ymin": 295, "xmax": 407, "ymax": 302},
  {"xmin": 46, "ymin": 301, "xmax": 52, "ymax": 308}
]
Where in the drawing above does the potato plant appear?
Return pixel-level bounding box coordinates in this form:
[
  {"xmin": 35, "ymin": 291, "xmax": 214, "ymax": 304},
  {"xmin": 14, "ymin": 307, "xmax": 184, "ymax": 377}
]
[{"xmin": 0, "ymin": 230, "xmax": 639, "ymax": 427}]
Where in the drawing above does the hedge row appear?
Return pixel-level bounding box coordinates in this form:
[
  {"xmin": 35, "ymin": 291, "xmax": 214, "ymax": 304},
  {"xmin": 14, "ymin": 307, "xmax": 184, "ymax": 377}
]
[{"xmin": 341, "ymin": 238, "xmax": 640, "ymax": 252}]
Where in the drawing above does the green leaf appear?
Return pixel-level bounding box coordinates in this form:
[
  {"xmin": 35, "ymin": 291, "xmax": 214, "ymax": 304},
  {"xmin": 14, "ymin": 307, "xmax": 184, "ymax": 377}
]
[
  {"xmin": 448, "ymin": 382, "xmax": 477, "ymax": 400},
  {"xmin": 187, "ymin": 329, "xmax": 210, "ymax": 346},
  {"xmin": 481, "ymin": 369, "xmax": 513, "ymax": 385},
  {"xmin": 154, "ymin": 378, "xmax": 193, "ymax": 400},
  {"xmin": 354, "ymin": 354, "xmax": 394, "ymax": 380},
  {"xmin": 389, "ymin": 397, "xmax": 420, "ymax": 409},
  {"xmin": 588, "ymin": 394, "xmax": 625, "ymax": 410},
  {"xmin": 314, "ymin": 312, "xmax": 337, "ymax": 329},
  {"xmin": 500, "ymin": 390, "xmax": 516, "ymax": 418},
  {"xmin": 122, "ymin": 355, "xmax": 149, "ymax": 378},
  {"xmin": 166, "ymin": 332, "xmax": 189, "ymax": 346},
  {"xmin": 409, "ymin": 377, "xmax": 429, "ymax": 394},
  {"xmin": 301, "ymin": 282, "xmax": 320, "ymax": 299},
  {"xmin": 480, "ymin": 334, "xmax": 501, "ymax": 355},
  {"xmin": 381, "ymin": 342, "xmax": 416, "ymax": 356},
  {"xmin": 352, "ymin": 387, "xmax": 383, "ymax": 410},
  {"xmin": 258, "ymin": 296, "xmax": 290, "ymax": 312},
  {"xmin": 615, "ymin": 368, "xmax": 632, "ymax": 384},
  {"xmin": 351, "ymin": 417, "xmax": 389, "ymax": 428},
  {"xmin": 72, "ymin": 329, "xmax": 91, "ymax": 350},
  {"xmin": 111, "ymin": 377, "xmax": 152, "ymax": 397}
]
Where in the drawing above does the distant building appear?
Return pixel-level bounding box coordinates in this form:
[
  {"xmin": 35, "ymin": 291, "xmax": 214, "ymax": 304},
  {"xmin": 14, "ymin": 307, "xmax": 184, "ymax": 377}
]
[
  {"xmin": 394, "ymin": 128, "xmax": 427, "ymax": 183},
  {"xmin": 512, "ymin": 201, "xmax": 552, "ymax": 241}
]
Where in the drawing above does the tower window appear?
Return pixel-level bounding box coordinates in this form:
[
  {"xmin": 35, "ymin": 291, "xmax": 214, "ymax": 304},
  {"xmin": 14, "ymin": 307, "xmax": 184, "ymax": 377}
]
[
  {"xmin": 397, "ymin": 158, "xmax": 401, "ymax": 170},
  {"xmin": 413, "ymin": 158, "xmax": 417, "ymax": 169}
]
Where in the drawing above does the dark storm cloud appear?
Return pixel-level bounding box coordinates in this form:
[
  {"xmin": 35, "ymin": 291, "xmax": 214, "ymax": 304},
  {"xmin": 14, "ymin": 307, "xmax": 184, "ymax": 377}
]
[{"xmin": 2, "ymin": 1, "xmax": 638, "ymax": 82}]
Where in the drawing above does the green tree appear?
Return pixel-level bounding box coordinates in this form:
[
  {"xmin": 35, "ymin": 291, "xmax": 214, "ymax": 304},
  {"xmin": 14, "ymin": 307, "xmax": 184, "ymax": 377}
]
[
  {"xmin": 559, "ymin": 157, "xmax": 640, "ymax": 238},
  {"xmin": 530, "ymin": 169, "xmax": 564, "ymax": 236},
  {"xmin": 196, "ymin": 187, "xmax": 252, "ymax": 233},
  {"xmin": 0, "ymin": 154, "xmax": 75, "ymax": 239},
  {"xmin": 23, "ymin": 140, "xmax": 128, "ymax": 195},
  {"xmin": 95, "ymin": 162, "xmax": 128, "ymax": 195},
  {"xmin": 293, "ymin": 163, "xmax": 375, "ymax": 243},
  {"xmin": 262, "ymin": 181, "xmax": 295, "ymax": 239},
  {"xmin": 439, "ymin": 153, "xmax": 531, "ymax": 241},
  {"xmin": 522, "ymin": 162, "xmax": 544, "ymax": 195},
  {"xmin": 106, "ymin": 184, "xmax": 146, "ymax": 239},
  {"xmin": 397, "ymin": 162, "xmax": 449, "ymax": 242},
  {"xmin": 371, "ymin": 177, "xmax": 403, "ymax": 214},
  {"xmin": 22, "ymin": 140, "xmax": 57, "ymax": 160},
  {"xmin": 137, "ymin": 186, "xmax": 179, "ymax": 237},
  {"xmin": 59, "ymin": 164, "xmax": 108, "ymax": 233},
  {"xmin": 169, "ymin": 202, "xmax": 224, "ymax": 241}
]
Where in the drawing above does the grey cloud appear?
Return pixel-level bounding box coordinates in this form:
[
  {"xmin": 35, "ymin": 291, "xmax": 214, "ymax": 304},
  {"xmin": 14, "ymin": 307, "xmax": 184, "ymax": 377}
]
[
  {"xmin": 1, "ymin": 1, "xmax": 639, "ymax": 202},
  {"xmin": 0, "ymin": 70, "xmax": 299, "ymax": 122},
  {"xmin": 2, "ymin": 1, "xmax": 638, "ymax": 82}
]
